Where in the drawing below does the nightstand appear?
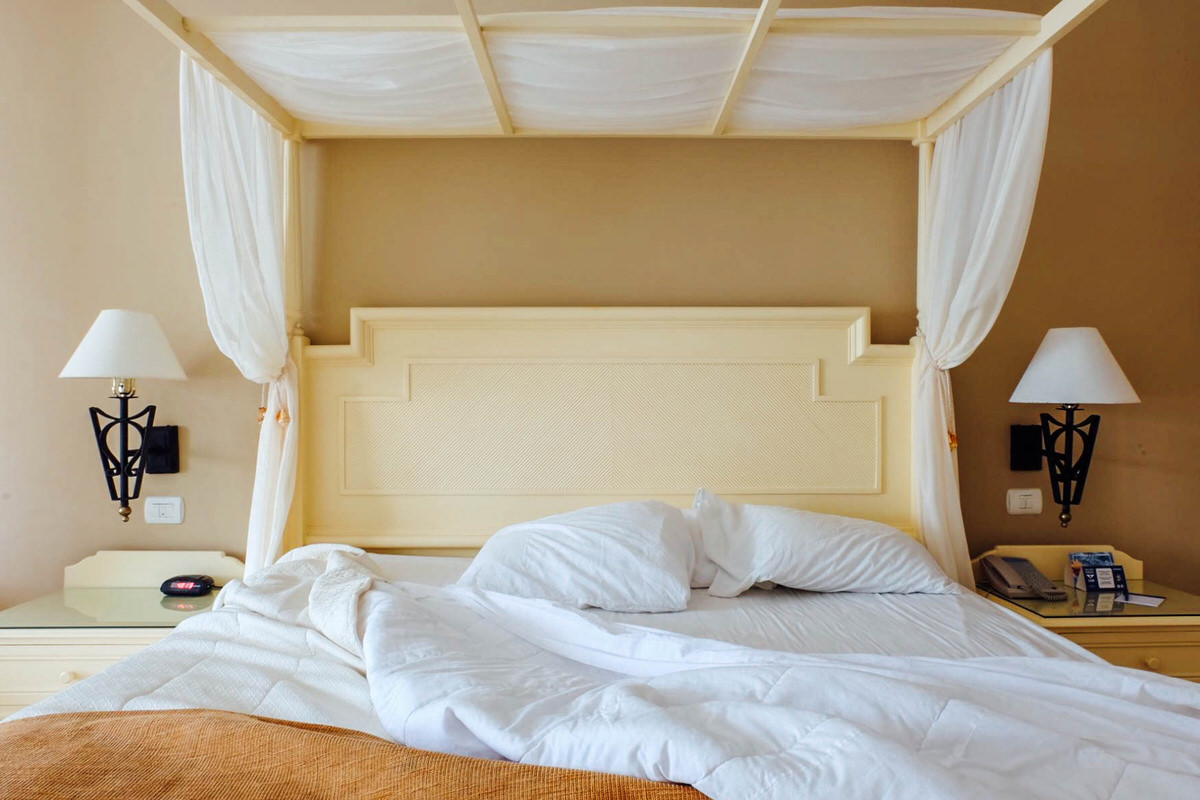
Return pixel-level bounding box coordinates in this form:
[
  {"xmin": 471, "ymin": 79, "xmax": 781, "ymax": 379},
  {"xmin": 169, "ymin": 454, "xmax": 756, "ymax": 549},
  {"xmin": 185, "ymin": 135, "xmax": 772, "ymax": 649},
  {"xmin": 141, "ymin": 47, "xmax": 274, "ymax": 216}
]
[
  {"xmin": 0, "ymin": 550, "xmax": 243, "ymax": 718},
  {"xmin": 973, "ymin": 545, "xmax": 1200, "ymax": 683}
]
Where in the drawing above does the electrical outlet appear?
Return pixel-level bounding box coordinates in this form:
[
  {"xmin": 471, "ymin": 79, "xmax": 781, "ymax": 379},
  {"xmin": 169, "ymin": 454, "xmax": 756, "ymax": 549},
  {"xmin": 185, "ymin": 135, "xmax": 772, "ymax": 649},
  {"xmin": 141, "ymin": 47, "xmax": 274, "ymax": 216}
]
[
  {"xmin": 144, "ymin": 496, "xmax": 185, "ymax": 524},
  {"xmin": 1006, "ymin": 488, "xmax": 1042, "ymax": 516}
]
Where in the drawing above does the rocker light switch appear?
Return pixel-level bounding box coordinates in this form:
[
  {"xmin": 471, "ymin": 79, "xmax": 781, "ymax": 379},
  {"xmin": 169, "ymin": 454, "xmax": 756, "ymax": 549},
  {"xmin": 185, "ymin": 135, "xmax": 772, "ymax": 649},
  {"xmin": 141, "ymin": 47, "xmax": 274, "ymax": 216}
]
[
  {"xmin": 1006, "ymin": 488, "xmax": 1043, "ymax": 516},
  {"xmin": 144, "ymin": 496, "xmax": 185, "ymax": 524}
]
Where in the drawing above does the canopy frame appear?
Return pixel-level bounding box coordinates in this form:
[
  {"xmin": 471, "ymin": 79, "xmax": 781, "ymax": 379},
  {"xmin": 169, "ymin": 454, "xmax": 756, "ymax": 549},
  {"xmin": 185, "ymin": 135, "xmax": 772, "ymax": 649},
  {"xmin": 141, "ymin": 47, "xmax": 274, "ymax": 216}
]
[
  {"xmin": 155, "ymin": 2, "xmax": 1073, "ymax": 581},
  {"xmin": 122, "ymin": 0, "xmax": 1108, "ymax": 143}
]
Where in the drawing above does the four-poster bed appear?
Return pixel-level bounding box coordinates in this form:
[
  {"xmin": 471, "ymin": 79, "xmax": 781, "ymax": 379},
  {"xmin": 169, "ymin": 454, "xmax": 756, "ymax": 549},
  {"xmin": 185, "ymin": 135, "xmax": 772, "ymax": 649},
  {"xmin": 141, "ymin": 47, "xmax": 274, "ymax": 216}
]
[
  {"xmin": 9, "ymin": 3, "xmax": 1200, "ymax": 799},
  {"xmin": 123, "ymin": 0, "xmax": 1107, "ymax": 586}
]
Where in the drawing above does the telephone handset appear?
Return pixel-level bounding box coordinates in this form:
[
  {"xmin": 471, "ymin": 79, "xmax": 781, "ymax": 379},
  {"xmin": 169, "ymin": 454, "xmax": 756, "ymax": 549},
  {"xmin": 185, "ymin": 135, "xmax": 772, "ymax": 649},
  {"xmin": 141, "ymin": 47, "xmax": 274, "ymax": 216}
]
[{"xmin": 981, "ymin": 555, "xmax": 1067, "ymax": 602}]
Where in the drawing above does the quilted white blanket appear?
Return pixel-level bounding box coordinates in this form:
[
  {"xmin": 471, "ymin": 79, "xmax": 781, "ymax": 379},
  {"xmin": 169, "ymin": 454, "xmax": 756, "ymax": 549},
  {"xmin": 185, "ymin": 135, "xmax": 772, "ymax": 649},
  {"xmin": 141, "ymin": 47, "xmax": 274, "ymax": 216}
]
[{"xmin": 20, "ymin": 547, "xmax": 1200, "ymax": 799}]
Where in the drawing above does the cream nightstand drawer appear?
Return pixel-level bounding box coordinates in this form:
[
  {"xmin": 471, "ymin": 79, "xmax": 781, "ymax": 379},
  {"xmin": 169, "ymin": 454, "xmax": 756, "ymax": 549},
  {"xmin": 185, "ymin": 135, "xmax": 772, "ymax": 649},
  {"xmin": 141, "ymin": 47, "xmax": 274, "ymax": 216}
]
[
  {"xmin": 0, "ymin": 646, "xmax": 140, "ymax": 692},
  {"xmin": 1058, "ymin": 632, "xmax": 1200, "ymax": 682}
]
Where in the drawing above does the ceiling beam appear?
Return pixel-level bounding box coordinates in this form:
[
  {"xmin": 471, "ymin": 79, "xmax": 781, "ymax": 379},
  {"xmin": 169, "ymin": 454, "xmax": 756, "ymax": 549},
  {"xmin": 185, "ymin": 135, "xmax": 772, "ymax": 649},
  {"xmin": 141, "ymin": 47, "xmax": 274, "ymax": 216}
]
[
  {"xmin": 186, "ymin": 13, "xmax": 1041, "ymax": 38},
  {"xmin": 298, "ymin": 120, "xmax": 920, "ymax": 141},
  {"xmin": 188, "ymin": 15, "xmax": 463, "ymax": 33},
  {"xmin": 454, "ymin": 0, "xmax": 514, "ymax": 136},
  {"xmin": 120, "ymin": 0, "xmax": 297, "ymax": 138},
  {"xmin": 920, "ymin": 0, "xmax": 1109, "ymax": 140},
  {"xmin": 713, "ymin": 0, "xmax": 782, "ymax": 136}
]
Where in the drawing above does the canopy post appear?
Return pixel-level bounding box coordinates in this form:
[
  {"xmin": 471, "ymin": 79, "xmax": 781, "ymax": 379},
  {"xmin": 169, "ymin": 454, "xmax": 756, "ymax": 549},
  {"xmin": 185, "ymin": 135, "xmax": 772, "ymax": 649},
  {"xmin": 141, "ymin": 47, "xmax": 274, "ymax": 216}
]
[
  {"xmin": 283, "ymin": 140, "xmax": 304, "ymax": 338},
  {"xmin": 920, "ymin": 0, "xmax": 1109, "ymax": 141},
  {"xmin": 712, "ymin": 0, "xmax": 782, "ymax": 136},
  {"xmin": 455, "ymin": 0, "xmax": 514, "ymax": 135},
  {"xmin": 120, "ymin": 0, "xmax": 298, "ymax": 139},
  {"xmin": 282, "ymin": 138, "xmax": 307, "ymax": 555},
  {"xmin": 916, "ymin": 140, "xmax": 934, "ymax": 287}
]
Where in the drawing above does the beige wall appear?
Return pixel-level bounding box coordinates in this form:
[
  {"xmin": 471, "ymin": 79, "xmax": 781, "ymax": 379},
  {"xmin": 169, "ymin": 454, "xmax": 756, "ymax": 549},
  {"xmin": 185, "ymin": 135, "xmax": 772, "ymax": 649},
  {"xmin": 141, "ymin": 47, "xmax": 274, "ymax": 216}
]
[
  {"xmin": 0, "ymin": 0, "xmax": 259, "ymax": 609},
  {"xmin": 1, "ymin": 0, "xmax": 1195, "ymax": 609},
  {"xmin": 955, "ymin": 0, "xmax": 1200, "ymax": 592},
  {"xmin": 304, "ymin": 137, "xmax": 918, "ymax": 345}
]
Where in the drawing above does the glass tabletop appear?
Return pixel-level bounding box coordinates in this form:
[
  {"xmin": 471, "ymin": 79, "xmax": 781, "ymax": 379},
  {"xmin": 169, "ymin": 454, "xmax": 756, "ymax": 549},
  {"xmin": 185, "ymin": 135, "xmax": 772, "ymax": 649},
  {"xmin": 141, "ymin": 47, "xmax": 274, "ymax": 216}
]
[
  {"xmin": 980, "ymin": 580, "xmax": 1200, "ymax": 618},
  {"xmin": 0, "ymin": 588, "xmax": 214, "ymax": 629}
]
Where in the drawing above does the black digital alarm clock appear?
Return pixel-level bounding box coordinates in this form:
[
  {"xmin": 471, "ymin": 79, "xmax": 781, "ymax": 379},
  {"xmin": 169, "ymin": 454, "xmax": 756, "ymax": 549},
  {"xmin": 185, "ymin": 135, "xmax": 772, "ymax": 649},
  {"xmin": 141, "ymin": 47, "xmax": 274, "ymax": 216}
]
[{"xmin": 160, "ymin": 575, "xmax": 216, "ymax": 597}]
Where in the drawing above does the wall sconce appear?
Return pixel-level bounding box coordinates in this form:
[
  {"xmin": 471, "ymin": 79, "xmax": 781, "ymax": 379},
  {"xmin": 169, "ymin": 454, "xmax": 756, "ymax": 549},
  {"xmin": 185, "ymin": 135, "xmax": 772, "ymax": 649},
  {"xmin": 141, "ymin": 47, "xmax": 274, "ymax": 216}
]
[
  {"xmin": 1010, "ymin": 327, "xmax": 1139, "ymax": 527},
  {"xmin": 59, "ymin": 310, "xmax": 186, "ymax": 521}
]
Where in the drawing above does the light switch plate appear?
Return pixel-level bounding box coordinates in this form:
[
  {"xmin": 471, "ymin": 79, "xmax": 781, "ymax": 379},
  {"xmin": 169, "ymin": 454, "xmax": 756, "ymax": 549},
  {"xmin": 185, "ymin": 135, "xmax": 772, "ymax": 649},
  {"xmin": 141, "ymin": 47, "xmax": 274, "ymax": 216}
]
[
  {"xmin": 1006, "ymin": 488, "xmax": 1043, "ymax": 515},
  {"xmin": 144, "ymin": 496, "xmax": 185, "ymax": 525}
]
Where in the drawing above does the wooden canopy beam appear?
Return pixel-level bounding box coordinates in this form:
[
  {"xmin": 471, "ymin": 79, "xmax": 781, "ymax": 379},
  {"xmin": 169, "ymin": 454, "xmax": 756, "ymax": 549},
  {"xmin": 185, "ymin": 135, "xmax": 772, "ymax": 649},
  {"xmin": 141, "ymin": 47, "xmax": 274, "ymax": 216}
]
[
  {"xmin": 454, "ymin": 0, "xmax": 514, "ymax": 135},
  {"xmin": 120, "ymin": 0, "xmax": 298, "ymax": 139},
  {"xmin": 920, "ymin": 0, "xmax": 1109, "ymax": 141},
  {"xmin": 712, "ymin": 0, "xmax": 782, "ymax": 136},
  {"xmin": 186, "ymin": 13, "xmax": 1041, "ymax": 38},
  {"xmin": 297, "ymin": 121, "xmax": 920, "ymax": 140}
]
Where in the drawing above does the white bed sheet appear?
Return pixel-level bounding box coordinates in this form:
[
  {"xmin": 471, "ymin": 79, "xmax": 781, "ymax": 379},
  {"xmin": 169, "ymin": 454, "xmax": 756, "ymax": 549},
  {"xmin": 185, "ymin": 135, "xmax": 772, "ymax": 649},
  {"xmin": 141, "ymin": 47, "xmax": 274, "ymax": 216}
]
[
  {"xmin": 11, "ymin": 549, "xmax": 1199, "ymax": 800},
  {"xmin": 373, "ymin": 554, "xmax": 1088, "ymax": 660},
  {"xmin": 8, "ymin": 553, "xmax": 1084, "ymax": 736}
]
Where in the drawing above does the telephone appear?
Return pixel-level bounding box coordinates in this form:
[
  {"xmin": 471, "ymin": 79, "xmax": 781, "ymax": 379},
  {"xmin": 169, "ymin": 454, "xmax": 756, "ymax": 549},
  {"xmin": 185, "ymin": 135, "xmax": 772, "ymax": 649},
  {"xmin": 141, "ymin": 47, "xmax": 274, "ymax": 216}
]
[{"xmin": 980, "ymin": 555, "xmax": 1067, "ymax": 602}]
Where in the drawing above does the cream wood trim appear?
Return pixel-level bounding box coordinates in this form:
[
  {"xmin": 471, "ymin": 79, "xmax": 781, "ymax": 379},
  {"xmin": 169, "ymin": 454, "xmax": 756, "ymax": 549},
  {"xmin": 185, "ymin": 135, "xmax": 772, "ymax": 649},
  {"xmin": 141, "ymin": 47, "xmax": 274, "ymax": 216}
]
[
  {"xmin": 916, "ymin": 141, "xmax": 932, "ymax": 285},
  {"xmin": 0, "ymin": 629, "xmax": 172, "ymax": 647},
  {"xmin": 919, "ymin": 0, "xmax": 1110, "ymax": 141},
  {"xmin": 297, "ymin": 122, "xmax": 922, "ymax": 140},
  {"xmin": 189, "ymin": 15, "xmax": 465, "ymax": 33},
  {"xmin": 119, "ymin": 0, "xmax": 298, "ymax": 139},
  {"xmin": 282, "ymin": 331, "xmax": 310, "ymax": 556},
  {"xmin": 283, "ymin": 139, "xmax": 303, "ymax": 334},
  {"xmin": 455, "ymin": 0, "xmax": 514, "ymax": 136},
  {"xmin": 303, "ymin": 307, "xmax": 913, "ymax": 368},
  {"xmin": 63, "ymin": 551, "xmax": 245, "ymax": 588},
  {"xmin": 186, "ymin": 13, "xmax": 1041, "ymax": 38},
  {"xmin": 712, "ymin": 0, "xmax": 781, "ymax": 136},
  {"xmin": 299, "ymin": 307, "xmax": 915, "ymax": 552}
]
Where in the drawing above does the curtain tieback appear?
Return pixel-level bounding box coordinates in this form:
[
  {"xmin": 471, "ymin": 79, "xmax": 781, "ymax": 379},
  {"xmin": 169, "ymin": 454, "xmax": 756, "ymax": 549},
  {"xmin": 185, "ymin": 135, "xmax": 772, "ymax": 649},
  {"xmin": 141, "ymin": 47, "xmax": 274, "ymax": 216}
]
[
  {"xmin": 940, "ymin": 368, "xmax": 958, "ymax": 451},
  {"xmin": 257, "ymin": 372, "xmax": 292, "ymax": 426},
  {"xmin": 916, "ymin": 331, "xmax": 958, "ymax": 452}
]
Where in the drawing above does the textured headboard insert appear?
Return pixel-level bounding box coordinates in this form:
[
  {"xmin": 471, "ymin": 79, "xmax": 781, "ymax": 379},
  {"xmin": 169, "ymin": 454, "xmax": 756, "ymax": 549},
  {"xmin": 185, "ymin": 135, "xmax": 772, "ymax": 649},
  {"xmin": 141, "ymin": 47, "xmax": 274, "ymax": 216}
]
[{"xmin": 297, "ymin": 308, "xmax": 915, "ymax": 551}]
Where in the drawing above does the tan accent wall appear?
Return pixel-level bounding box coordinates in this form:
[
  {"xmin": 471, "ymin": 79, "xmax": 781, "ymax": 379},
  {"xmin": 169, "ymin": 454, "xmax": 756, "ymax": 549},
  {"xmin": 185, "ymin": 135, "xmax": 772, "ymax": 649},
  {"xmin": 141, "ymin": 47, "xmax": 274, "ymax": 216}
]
[
  {"xmin": 954, "ymin": 0, "xmax": 1200, "ymax": 593},
  {"xmin": 1, "ymin": 0, "xmax": 1196, "ymax": 609},
  {"xmin": 0, "ymin": 1, "xmax": 258, "ymax": 609},
  {"xmin": 302, "ymin": 137, "xmax": 918, "ymax": 345}
]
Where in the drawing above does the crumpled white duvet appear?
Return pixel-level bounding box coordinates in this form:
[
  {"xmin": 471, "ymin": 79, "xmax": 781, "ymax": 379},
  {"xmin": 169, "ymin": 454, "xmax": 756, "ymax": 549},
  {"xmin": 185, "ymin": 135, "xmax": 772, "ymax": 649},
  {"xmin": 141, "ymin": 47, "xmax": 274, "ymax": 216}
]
[{"xmin": 17, "ymin": 547, "xmax": 1200, "ymax": 799}]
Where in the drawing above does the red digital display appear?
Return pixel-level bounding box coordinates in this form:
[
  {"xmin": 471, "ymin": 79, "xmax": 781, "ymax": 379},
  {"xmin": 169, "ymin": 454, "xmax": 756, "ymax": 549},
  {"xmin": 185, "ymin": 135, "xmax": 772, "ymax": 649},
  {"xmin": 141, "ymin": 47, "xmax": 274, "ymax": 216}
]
[{"xmin": 174, "ymin": 581, "xmax": 196, "ymax": 590}]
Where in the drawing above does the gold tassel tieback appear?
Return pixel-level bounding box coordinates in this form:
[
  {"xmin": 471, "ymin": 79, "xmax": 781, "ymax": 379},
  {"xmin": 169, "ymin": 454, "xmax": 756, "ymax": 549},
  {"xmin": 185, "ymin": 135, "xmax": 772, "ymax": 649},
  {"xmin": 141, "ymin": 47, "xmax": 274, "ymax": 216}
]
[{"xmin": 257, "ymin": 383, "xmax": 268, "ymax": 423}]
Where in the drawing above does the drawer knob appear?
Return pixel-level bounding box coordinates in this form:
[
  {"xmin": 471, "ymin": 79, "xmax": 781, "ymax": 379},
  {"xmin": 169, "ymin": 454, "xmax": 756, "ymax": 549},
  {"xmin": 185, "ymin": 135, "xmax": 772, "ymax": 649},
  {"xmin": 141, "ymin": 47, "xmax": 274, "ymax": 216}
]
[
  {"xmin": 1143, "ymin": 656, "xmax": 1162, "ymax": 672},
  {"xmin": 58, "ymin": 670, "xmax": 78, "ymax": 685}
]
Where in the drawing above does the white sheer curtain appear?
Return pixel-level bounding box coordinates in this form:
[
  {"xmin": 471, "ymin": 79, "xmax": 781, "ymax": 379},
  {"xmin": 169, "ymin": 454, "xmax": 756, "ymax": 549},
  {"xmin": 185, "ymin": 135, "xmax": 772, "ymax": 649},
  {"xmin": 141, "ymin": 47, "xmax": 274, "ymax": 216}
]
[
  {"xmin": 179, "ymin": 55, "xmax": 298, "ymax": 576},
  {"xmin": 207, "ymin": 7, "xmax": 1032, "ymax": 134},
  {"xmin": 914, "ymin": 51, "xmax": 1053, "ymax": 586}
]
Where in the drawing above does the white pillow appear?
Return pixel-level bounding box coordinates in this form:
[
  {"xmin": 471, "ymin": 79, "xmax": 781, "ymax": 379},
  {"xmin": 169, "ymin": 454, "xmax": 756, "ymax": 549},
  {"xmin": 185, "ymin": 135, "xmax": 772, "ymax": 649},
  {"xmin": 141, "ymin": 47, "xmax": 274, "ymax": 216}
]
[
  {"xmin": 682, "ymin": 508, "xmax": 719, "ymax": 588},
  {"xmin": 458, "ymin": 501, "xmax": 694, "ymax": 612},
  {"xmin": 694, "ymin": 490, "xmax": 960, "ymax": 597}
]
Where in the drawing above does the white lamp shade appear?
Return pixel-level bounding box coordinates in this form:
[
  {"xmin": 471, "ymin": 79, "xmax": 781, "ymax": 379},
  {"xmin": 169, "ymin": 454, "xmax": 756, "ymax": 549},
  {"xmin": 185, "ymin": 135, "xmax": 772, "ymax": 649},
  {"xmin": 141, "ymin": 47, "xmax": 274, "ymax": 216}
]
[
  {"xmin": 1010, "ymin": 327, "xmax": 1138, "ymax": 405},
  {"xmin": 59, "ymin": 310, "xmax": 187, "ymax": 380}
]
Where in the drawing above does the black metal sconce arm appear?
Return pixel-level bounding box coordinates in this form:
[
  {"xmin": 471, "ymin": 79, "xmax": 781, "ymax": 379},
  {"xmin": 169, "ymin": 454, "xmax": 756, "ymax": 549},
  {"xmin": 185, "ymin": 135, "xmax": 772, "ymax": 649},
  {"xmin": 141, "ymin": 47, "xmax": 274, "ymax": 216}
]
[
  {"xmin": 1040, "ymin": 404, "xmax": 1100, "ymax": 528},
  {"xmin": 88, "ymin": 394, "xmax": 156, "ymax": 522}
]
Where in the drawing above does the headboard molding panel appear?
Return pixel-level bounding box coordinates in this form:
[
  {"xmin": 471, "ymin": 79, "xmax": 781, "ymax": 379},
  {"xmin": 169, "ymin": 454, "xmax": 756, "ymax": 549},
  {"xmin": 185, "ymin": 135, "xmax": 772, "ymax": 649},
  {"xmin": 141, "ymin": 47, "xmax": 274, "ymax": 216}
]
[{"xmin": 297, "ymin": 308, "xmax": 915, "ymax": 551}]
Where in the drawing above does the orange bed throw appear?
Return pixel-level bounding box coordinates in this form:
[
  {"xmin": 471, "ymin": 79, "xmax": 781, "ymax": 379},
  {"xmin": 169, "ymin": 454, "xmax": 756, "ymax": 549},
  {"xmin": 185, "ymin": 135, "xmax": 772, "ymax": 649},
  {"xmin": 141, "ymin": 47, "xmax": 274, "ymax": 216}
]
[{"xmin": 0, "ymin": 709, "xmax": 705, "ymax": 800}]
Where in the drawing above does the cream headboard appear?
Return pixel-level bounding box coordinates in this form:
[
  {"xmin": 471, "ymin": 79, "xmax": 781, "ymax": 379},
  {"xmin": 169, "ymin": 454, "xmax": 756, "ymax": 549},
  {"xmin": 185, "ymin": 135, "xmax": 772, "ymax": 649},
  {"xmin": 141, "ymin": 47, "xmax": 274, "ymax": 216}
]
[{"xmin": 292, "ymin": 308, "xmax": 916, "ymax": 552}]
